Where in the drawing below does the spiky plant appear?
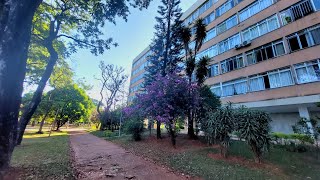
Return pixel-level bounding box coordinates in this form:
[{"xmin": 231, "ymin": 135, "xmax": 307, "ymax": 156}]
[
  {"xmin": 203, "ymin": 103, "xmax": 235, "ymax": 158},
  {"xmin": 235, "ymin": 107, "xmax": 272, "ymax": 163}
]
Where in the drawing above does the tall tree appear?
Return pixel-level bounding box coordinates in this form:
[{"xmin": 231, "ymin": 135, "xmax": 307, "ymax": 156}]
[
  {"xmin": 97, "ymin": 62, "xmax": 127, "ymax": 130},
  {"xmin": 0, "ymin": 1, "xmax": 42, "ymax": 174},
  {"xmin": 178, "ymin": 18, "xmax": 207, "ymax": 139},
  {"xmin": 144, "ymin": 0, "xmax": 183, "ymax": 139},
  {"xmin": 17, "ymin": 0, "xmax": 152, "ymax": 145}
]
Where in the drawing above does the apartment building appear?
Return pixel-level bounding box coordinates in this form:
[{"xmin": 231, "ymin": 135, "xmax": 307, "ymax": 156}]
[{"xmin": 129, "ymin": 0, "xmax": 320, "ymax": 133}]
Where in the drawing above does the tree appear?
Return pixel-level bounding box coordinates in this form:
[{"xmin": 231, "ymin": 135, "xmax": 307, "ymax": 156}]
[
  {"xmin": 0, "ymin": 1, "xmax": 42, "ymax": 173},
  {"xmin": 97, "ymin": 62, "xmax": 127, "ymax": 130},
  {"xmin": 145, "ymin": 0, "xmax": 183, "ymax": 139},
  {"xmin": 128, "ymin": 73, "xmax": 200, "ymax": 146},
  {"xmin": 17, "ymin": 0, "xmax": 153, "ymax": 145},
  {"xmin": 49, "ymin": 84, "xmax": 93, "ymax": 130},
  {"xmin": 178, "ymin": 18, "xmax": 207, "ymax": 139},
  {"xmin": 236, "ymin": 107, "xmax": 272, "ymax": 163},
  {"xmin": 197, "ymin": 86, "xmax": 221, "ymax": 134}
]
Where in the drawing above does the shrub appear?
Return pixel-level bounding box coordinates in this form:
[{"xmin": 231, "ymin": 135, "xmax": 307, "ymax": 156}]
[
  {"xmin": 203, "ymin": 103, "xmax": 235, "ymax": 158},
  {"xmin": 124, "ymin": 119, "xmax": 144, "ymax": 141},
  {"xmin": 104, "ymin": 130, "xmax": 113, "ymax": 137},
  {"xmin": 236, "ymin": 107, "xmax": 272, "ymax": 163},
  {"xmin": 290, "ymin": 133, "xmax": 314, "ymax": 144}
]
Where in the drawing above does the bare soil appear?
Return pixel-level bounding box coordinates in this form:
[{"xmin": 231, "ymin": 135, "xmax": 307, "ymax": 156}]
[{"xmin": 69, "ymin": 130, "xmax": 186, "ymax": 180}]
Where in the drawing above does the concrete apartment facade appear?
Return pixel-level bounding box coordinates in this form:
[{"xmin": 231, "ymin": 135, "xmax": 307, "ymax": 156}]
[{"xmin": 129, "ymin": 0, "xmax": 320, "ymax": 133}]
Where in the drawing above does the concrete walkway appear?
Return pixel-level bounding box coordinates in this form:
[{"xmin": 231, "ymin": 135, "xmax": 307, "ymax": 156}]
[{"xmin": 69, "ymin": 130, "xmax": 184, "ymax": 180}]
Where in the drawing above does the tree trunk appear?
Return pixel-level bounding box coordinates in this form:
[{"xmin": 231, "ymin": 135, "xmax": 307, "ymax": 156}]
[
  {"xmin": 156, "ymin": 120, "xmax": 161, "ymax": 139},
  {"xmin": 37, "ymin": 111, "xmax": 49, "ymax": 134},
  {"xmin": 168, "ymin": 122, "xmax": 176, "ymax": 147},
  {"xmin": 0, "ymin": 0, "xmax": 42, "ymax": 174},
  {"xmin": 187, "ymin": 76, "xmax": 196, "ymax": 139},
  {"xmin": 17, "ymin": 39, "xmax": 58, "ymax": 145}
]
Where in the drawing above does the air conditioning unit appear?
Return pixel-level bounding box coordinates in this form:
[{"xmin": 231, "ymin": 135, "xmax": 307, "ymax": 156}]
[
  {"xmin": 235, "ymin": 44, "xmax": 242, "ymax": 50},
  {"xmin": 242, "ymin": 40, "xmax": 251, "ymax": 47}
]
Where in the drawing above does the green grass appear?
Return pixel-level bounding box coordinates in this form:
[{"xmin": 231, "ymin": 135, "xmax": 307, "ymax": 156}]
[
  {"xmin": 11, "ymin": 130, "xmax": 74, "ymax": 180},
  {"xmin": 90, "ymin": 130, "xmax": 320, "ymax": 180}
]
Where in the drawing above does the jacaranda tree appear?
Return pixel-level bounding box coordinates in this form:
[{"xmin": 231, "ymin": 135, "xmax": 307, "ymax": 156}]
[{"xmin": 125, "ymin": 72, "xmax": 200, "ymax": 146}]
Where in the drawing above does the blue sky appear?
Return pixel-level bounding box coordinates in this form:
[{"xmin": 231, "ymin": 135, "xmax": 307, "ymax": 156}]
[{"xmin": 67, "ymin": 0, "xmax": 196, "ymax": 99}]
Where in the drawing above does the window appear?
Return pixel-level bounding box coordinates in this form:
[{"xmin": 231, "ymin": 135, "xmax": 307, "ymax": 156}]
[
  {"xmin": 216, "ymin": 0, "xmax": 234, "ymax": 17},
  {"xmin": 246, "ymin": 41, "xmax": 285, "ymax": 65},
  {"xmin": 184, "ymin": 0, "xmax": 214, "ymax": 25},
  {"xmin": 211, "ymin": 84, "xmax": 222, "ymax": 97},
  {"xmin": 268, "ymin": 68, "xmax": 294, "ymax": 88},
  {"xmin": 294, "ymin": 60, "xmax": 320, "ymax": 83},
  {"xmin": 196, "ymin": 44, "xmax": 218, "ymax": 61},
  {"xmin": 287, "ymin": 25, "xmax": 320, "ymax": 52},
  {"xmin": 239, "ymin": 0, "xmax": 275, "ymax": 22},
  {"xmin": 222, "ymin": 79, "xmax": 248, "ymax": 97},
  {"xmin": 221, "ymin": 55, "xmax": 244, "ymax": 73},
  {"xmin": 204, "ymin": 12, "xmax": 215, "ymax": 25},
  {"xmin": 219, "ymin": 33, "xmax": 241, "ymax": 54},
  {"xmin": 217, "ymin": 15, "xmax": 238, "ymax": 35},
  {"xmin": 241, "ymin": 15, "xmax": 279, "ymax": 41},
  {"xmin": 249, "ymin": 75, "xmax": 266, "ymax": 91},
  {"xmin": 209, "ymin": 64, "xmax": 220, "ymax": 77},
  {"xmin": 279, "ymin": 0, "xmax": 315, "ymax": 26},
  {"xmin": 205, "ymin": 28, "xmax": 216, "ymax": 42}
]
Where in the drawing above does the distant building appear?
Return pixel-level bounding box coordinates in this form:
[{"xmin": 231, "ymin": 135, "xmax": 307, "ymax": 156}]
[{"xmin": 129, "ymin": 0, "xmax": 320, "ymax": 133}]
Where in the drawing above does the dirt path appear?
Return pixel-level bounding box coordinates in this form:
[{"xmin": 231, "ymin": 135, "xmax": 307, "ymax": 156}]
[{"xmin": 69, "ymin": 130, "xmax": 185, "ymax": 180}]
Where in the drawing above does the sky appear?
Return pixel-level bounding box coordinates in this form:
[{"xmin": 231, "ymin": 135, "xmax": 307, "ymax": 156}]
[{"xmin": 67, "ymin": 0, "xmax": 197, "ymax": 100}]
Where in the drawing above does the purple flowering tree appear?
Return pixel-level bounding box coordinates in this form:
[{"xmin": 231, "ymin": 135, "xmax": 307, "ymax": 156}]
[{"xmin": 125, "ymin": 72, "xmax": 200, "ymax": 146}]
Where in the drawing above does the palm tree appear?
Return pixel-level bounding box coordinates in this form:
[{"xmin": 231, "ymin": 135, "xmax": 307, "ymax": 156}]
[
  {"xmin": 179, "ymin": 18, "xmax": 207, "ymax": 139},
  {"xmin": 196, "ymin": 56, "xmax": 210, "ymax": 86}
]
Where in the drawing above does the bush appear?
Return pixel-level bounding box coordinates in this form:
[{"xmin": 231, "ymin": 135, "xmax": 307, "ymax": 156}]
[
  {"xmin": 236, "ymin": 107, "xmax": 271, "ymax": 163},
  {"xmin": 104, "ymin": 130, "xmax": 113, "ymax": 137},
  {"xmin": 202, "ymin": 103, "xmax": 235, "ymax": 158},
  {"xmin": 290, "ymin": 133, "xmax": 314, "ymax": 144},
  {"xmin": 124, "ymin": 119, "xmax": 144, "ymax": 141}
]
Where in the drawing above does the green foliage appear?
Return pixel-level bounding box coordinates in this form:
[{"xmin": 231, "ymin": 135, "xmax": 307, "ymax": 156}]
[
  {"xmin": 124, "ymin": 119, "xmax": 144, "ymax": 141},
  {"xmin": 271, "ymin": 132, "xmax": 315, "ymax": 146},
  {"xmin": 49, "ymin": 84, "xmax": 94, "ymax": 129},
  {"xmin": 236, "ymin": 107, "xmax": 272, "ymax": 163},
  {"xmin": 195, "ymin": 56, "xmax": 209, "ymax": 85},
  {"xmin": 202, "ymin": 104, "xmax": 234, "ymax": 157}
]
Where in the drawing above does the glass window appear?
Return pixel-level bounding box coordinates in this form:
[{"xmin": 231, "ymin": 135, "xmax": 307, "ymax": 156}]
[
  {"xmin": 295, "ymin": 60, "xmax": 320, "ymax": 83},
  {"xmin": 280, "ymin": 10, "xmax": 293, "ymax": 25},
  {"xmin": 249, "ymin": 76, "xmax": 265, "ymax": 91},
  {"xmin": 211, "ymin": 84, "xmax": 222, "ymax": 97},
  {"xmin": 239, "ymin": 0, "xmax": 275, "ymax": 22},
  {"xmin": 286, "ymin": 26, "xmax": 319, "ymax": 52},
  {"xmin": 205, "ymin": 28, "xmax": 216, "ymax": 42},
  {"xmin": 268, "ymin": 69, "xmax": 293, "ymax": 88}
]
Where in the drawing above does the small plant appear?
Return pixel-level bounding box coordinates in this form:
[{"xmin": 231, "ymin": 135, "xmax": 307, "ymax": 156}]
[
  {"xmin": 104, "ymin": 130, "xmax": 113, "ymax": 137},
  {"xmin": 124, "ymin": 119, "xmax": 144, "ymax": 141}
]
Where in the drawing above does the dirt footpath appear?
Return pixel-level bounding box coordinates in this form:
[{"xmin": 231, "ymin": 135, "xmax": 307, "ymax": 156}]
[{"xmin": 69, "ymin": 130, "xmax": 185, "ymax": 180}]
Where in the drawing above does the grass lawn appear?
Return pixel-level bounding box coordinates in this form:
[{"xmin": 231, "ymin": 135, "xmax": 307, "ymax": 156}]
[
  {"xmin": 90, "ymin": 130, "xmax": 320, "ymax": 180},
  {"xmin": 8, "ymin": 130, "xmax": 74, "ymax": 180}
]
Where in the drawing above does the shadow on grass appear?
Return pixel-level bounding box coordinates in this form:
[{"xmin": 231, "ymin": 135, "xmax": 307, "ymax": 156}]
[{"xmin": 9, "ymin": 131, "xmax": 74, "ymax": 180}]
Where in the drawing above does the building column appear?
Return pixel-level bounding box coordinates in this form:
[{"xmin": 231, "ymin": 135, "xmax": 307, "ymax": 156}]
[{"xmin": 298, "ymin": 105, "xmax": 314, "ymax": 135}]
